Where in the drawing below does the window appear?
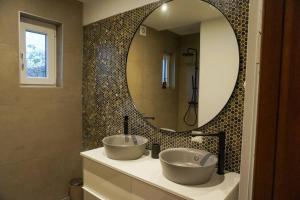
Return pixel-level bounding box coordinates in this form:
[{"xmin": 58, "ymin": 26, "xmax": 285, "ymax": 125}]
[
  {"xmin": 20, "ymin": 17, "xmax": 56, "ymax": 85},
  {"xmin": 162, "ymin": 54, "xmax": 175, "ymax": 89}
]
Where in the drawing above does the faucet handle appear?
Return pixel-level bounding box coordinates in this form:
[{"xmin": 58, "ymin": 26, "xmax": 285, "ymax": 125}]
[{"xmin": 191, "ymin": 131, "xmax": 220, "ymax": 137}]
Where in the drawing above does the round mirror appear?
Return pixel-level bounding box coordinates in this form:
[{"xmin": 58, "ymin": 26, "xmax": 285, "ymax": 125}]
[{"xmin": 127, "ymin": 0, "xmax": 239, "ymax": 132}]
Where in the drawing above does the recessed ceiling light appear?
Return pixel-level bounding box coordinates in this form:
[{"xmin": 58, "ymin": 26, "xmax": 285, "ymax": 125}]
[{"xmin": 161, "ymin": 3, "xmax": 168, "ymax": 12}]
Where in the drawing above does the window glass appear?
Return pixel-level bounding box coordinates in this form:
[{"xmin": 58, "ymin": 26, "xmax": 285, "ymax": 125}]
[
  {"xmin": 162, "ymin": 54, "xmax": 170, "ymax": 88},
  {"xmin": 25, "ymin": 31, "xmax": 47, "ymax": 78}
]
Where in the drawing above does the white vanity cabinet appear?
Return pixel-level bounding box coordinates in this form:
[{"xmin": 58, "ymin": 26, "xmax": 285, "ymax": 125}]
[
  {"xmin": 82, "ymin": 158, "xmax": 183, "ymax": 200},
  {"xmin": 81, "ymin": 148, "xmax": 240, "ymax": 200}
]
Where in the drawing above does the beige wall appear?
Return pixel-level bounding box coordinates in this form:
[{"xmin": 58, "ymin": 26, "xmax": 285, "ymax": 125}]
[
  {"xmin": 127, "ymin": 26, "xmax": 180, "ymax": 130},
  {"xmin": 0, "ymin": 0, "xmax": 83, "ymax": 200},
  {"xmin": 198, "ymin": 17, "xmax": 239, "ymax": 127},
  {"xmin": 82, "ymin": 0, "xmax": 159, "ymax": 25}
]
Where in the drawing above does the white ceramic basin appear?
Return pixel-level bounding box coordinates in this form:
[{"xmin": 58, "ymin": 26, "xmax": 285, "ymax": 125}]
[
  {"xmin": 159, "ymin": 148, "xmax": 217, "ymax": 185},
  {"xmin": 102, "ymin": 135, "xmax": 148, "ymax": 160}
]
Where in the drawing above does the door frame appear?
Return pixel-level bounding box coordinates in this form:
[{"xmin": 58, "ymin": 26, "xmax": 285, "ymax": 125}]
[{"xmin": 252, "ymin": 0, "xmax": 286, "ymax": 199}]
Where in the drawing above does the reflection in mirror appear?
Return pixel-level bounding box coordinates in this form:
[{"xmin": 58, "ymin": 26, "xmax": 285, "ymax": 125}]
[{"xmin": 127, "ymin": 0, "xmax": 239, "ymax": 132}]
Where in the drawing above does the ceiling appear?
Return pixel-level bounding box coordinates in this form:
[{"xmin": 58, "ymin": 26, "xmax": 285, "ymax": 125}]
[{"xmin": 143, "ymin": 0, "xmax": 223, "ymax": 35}]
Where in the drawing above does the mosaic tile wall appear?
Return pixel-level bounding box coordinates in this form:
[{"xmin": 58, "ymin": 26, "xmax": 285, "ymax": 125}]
[{"xmin": 83, "ymin": 0, "xmax": 249, "ymax": 172}]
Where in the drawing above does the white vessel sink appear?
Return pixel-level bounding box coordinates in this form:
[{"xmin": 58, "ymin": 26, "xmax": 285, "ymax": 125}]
[
  {"xmin": 160, "ymin": 148, "xmax": 217, "ymax": 185},
  {"xmin": 102, "ymin": 135, "xmax": 148, "ymax": 160}
]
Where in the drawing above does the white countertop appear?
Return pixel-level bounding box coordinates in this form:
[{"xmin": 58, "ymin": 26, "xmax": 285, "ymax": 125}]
[{"xmin": 81, "ymin": 147, "xmax": 240, "ymax": 200}]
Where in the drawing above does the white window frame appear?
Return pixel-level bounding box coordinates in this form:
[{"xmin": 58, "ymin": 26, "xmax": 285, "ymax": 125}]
[{"xmin": 20, "ymin": 21, "xmax": 56, "ymax": 85}]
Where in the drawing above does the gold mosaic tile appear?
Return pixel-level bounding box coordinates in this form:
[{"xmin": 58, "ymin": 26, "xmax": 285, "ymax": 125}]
[{"xmin": 82, "ymin": 0, "xmax": 249, "ymax": 172}]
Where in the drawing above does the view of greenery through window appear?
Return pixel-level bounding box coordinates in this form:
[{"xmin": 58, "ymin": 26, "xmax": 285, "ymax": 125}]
[{"xmin": 25, "ymin": 31, "xmax": 47, "ymax": 78}]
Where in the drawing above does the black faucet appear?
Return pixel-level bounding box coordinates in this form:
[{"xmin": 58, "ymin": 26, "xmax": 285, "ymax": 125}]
[
  {"xmin": 191, "ymin": 131, "xmax": 225, "ymax": 175},
  {"xmin": 124, "ymin": 116, "xmax": 129, "ymax": 135}
]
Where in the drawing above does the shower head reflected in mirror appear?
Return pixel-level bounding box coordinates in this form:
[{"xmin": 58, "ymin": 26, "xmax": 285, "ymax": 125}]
[{"xmin": 182, "ymin": 48, "xmax": 197, "ymax": 57}]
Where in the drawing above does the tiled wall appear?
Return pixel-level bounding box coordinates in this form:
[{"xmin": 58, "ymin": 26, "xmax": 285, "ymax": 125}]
[{"xmin": 83, "ymin": 0, "xmax": 249, "ymax": 172}]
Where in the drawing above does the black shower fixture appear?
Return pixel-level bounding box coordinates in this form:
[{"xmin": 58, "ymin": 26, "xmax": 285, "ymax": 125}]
[{"xmin": 182, "ymin": 48, "xmax": 199, "ymax": 126}]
